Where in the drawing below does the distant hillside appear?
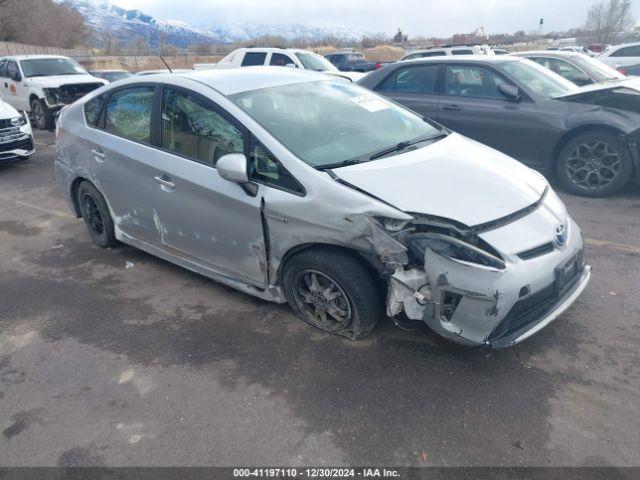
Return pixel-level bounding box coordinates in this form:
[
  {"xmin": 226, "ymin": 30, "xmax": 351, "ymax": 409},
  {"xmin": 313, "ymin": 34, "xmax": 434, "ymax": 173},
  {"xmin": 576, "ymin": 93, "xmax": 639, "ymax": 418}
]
[{"xmin": 67, "ymin": 0, "xmax": 364, "ymax": 49}]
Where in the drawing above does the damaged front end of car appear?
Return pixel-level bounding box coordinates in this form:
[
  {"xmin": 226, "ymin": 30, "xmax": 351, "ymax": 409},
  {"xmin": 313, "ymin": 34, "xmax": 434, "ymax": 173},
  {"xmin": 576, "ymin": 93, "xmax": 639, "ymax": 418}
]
[{"xmin": 373, "ymin": 191, "xmax": 591, "ymax": 349}]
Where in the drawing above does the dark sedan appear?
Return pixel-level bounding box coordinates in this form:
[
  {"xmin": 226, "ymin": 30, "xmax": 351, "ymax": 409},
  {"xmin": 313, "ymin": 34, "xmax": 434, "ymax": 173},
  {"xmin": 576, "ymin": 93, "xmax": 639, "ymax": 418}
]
[
  {"xmin": 358, "ymin": 56, "xmax": 640, "ymax": 197},
  {"xmin": 514, "ymin": 51, "xmax": 625, "ymax": 86}
]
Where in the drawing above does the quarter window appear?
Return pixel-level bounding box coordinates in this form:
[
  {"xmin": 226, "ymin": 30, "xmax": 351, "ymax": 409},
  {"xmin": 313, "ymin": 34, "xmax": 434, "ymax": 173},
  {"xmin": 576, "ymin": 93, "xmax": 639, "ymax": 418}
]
[
  {"xmin": 105, "ymin": 86, "xmax": 154, "ymax": 143},
  {"xmin": 84, "ymin": 95, "xmax": 106, "ymax": 127},
  {"xmin": 379, "ymin": 65, "xmax": 439, "ymax": 94},
  {"xmin": 249, "ymin": 138, "xmax": 303, "ymax": 194},
  {"xmin": 444, "ymin": 65, "xmax": 506, "ymax": 98},
  {"xmin": 241, "ymin": 52, "xmax": 267, "ymax": 66},
  {"xmin": 161, "ymin": 87, "xmax": 244, "ymax": 167}
]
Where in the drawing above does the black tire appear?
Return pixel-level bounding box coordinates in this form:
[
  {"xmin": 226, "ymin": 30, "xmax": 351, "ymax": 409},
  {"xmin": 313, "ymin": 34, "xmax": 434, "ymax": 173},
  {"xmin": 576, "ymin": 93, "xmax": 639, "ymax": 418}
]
[
  {"xmin": 282, "ymin": 247, "xmax": 382, "ymax": 340},
  {"xmin": 556, "ymin": 130, "xmax": 633, "ymax": 197},
  {"xmin": 31, "ymin": 98, "xmax": 54, "ymax": 130},
  {"xmin": 77, "ymin": 181, "xmax": 118, "ymax": 248}
]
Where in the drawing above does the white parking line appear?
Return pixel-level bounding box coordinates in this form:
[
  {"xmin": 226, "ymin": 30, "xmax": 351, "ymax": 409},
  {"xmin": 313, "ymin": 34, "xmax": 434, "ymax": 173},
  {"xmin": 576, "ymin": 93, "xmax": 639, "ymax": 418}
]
[{"xmin": 8, "ymin": 199, "xmax": 74, "ymax": 219}]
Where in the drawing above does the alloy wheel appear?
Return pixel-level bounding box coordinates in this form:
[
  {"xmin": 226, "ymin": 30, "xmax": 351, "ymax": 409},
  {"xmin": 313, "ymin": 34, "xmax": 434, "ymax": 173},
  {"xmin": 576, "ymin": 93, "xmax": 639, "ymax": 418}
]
[
  {"xmin": 293, "ymin": 269, "xmax": 352, "ymax": 331},
  {"xmin": 565, "ymin": 140, "xmax": 622, "ymax": 191},
  {"xmin": 81, "ymin": 193, "xmax": 104, "ymax": 236}
]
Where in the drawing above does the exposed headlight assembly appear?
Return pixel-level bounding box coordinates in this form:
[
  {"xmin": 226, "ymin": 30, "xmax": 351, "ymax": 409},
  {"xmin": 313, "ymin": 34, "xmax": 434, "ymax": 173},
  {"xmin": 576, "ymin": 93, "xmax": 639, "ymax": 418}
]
[
  {"xmin": 43, "ymin": 88, "xmax": 62, "ymax": 107},
  {"xmin": 407, "ymin": 233, "xmax": 506, "ymax": 271}
]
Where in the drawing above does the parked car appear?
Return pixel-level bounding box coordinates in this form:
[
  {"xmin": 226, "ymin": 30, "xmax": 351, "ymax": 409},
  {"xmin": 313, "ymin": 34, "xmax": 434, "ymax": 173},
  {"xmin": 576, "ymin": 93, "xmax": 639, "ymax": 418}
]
[
  {"xmin": 89, "ymin": 70, "xmax": 132, "ymax": 83},
  {"xmin": 401, "ymin": 45, "xmax": 494, "ymax": 61},
  {"xmin": 216, "ymin": 47, "xmax": 365, "ymax": 81},
  {"xmin": 55, "ymin": 67, "xmax": 591, "ymax": 348},
  {"xmin": 0, "ymin": 55, "xmax": 107, "ymax": 130},
  {"xmin": 515, "ymin": 51, "xmax": 625, "ymax": 86},
  {"xmin": 616, "ymin": 63, "xmax": 640, "ymax": 76},
  {"xmin": 597, "ymin": 42, "xmax": 640, "ymax": 67},
  {"xmin": 587, "ymin": 44, "xmax": 610, "ymax": 55},
  {"xmin": 136, "ymin": 69, "xmax": 191, "ymax": 76},
  {"xmin": 0, "ymin": 93, "xmax": 34, "ymax": 164},
  {"xmin": 359, "ymin": 56, "xmax": 639, "ymax": 197},
  {"xmin": 324, "ymin": 51, "xmax": 381, "ymax": 72}
]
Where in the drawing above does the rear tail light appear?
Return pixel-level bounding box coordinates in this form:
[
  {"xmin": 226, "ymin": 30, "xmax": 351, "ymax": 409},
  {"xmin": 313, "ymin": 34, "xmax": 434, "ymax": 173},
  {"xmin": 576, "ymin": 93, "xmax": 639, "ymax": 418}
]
[
  {"xmin": 618, "ymin": 68, "xmax": 628, "ymax": 75},
  {"xmin": 375, "ymin": 63, "xmax": 382, "ymax": 69}
]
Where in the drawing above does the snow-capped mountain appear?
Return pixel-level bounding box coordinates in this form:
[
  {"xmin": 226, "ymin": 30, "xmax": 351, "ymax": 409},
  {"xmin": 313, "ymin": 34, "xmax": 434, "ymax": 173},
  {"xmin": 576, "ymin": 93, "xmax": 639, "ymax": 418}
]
[
  {"xmin": 67, "ymin": 0, "xmax": 364, "ymax": 49},
  {"xmin": 68, "ymin": 0, "xmax": 222, "ymax": 47}
]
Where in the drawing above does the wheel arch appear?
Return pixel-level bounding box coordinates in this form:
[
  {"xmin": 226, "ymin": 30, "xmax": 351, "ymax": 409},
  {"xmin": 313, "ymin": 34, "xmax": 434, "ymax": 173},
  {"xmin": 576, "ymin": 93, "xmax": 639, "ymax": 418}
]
[
  {"xmin": 275, "ymin": 242, "xmax": 385, "ymax": 288},
  {"xmin": 553, "ymin": 124, "xmax": 629, "ymax": 173}
]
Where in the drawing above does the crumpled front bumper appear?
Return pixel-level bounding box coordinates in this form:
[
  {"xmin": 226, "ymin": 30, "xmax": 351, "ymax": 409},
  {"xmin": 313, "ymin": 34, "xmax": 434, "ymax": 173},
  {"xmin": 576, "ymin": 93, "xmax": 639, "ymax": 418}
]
[{"xmin": 418, "ymin": 215, "xmax": 589, "ymax": 348}]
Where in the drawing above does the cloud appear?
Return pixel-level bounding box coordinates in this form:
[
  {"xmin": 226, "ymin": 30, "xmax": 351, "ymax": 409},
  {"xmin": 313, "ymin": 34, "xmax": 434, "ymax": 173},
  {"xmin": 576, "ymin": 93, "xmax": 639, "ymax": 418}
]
[{"xmin": 115, "ymin": 0, "xmax": 640, "ymax": 37}]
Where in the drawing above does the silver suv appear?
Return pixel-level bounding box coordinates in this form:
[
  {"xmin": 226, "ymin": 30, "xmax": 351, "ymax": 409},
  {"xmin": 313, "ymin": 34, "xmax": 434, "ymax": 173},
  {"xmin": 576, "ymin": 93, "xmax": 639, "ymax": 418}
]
[{"xmin": 55, "ymin": 67, "xmax": 590, "ymax": 348}]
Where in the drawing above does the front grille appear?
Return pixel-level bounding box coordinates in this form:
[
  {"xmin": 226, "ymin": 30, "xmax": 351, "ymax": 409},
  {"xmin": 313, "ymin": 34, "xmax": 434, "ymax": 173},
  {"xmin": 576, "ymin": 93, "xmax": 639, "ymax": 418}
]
[
  {"xmin": 518, "ymin": 242, "xmax": 555, "ymax": 260},
  {"xmin": 0, "ymin": 118, "xmax": 18, "ymax": 129},
  {"xmin": 488, "ymin": 249, "xmax": 585, "ymax": 344},
  {"xmin": 59, "ymin": 83, "xmax": 103, "ymax": 104},
  {"xmin": 0, "ymin": 126, "xmax": 24, "ymax": 144},
  {"xmin": 0, "ymin": 136, "xmax": 34, "ymax": 154}
]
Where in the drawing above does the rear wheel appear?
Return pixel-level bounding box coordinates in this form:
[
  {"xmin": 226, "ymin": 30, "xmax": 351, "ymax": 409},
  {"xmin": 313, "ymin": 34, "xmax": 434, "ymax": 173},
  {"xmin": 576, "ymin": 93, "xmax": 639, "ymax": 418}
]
[
  {"xmin": 31, "ymin": 98, "xmax": 54, "ymax": 130},
  {"xmin": 556, "ymin": 130, "xmax": 632, "ymax": 197},
  {"xmin": 283, "ymin": 247, "xmax": 382, "ymax": 340},
  {"xmin": 77, "ymin": 181, "xmax": 118, "ymax": 248}
]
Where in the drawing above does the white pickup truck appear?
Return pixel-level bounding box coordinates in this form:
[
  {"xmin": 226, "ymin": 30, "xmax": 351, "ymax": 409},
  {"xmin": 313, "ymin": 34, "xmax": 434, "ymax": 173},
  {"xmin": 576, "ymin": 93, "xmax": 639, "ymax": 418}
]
[
  {"xmin": 213, "ymin": 47, "xmax": 366, "ymax": 82},
  {"xmin": 0, "ymin": 55, "xmax": 107, "ymax": 130}
]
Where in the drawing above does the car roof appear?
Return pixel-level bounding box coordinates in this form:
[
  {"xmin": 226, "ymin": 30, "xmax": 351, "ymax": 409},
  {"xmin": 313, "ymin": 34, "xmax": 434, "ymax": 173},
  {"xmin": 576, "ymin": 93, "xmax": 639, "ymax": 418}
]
[
  {"xmin": 131, "ymin": 66, "xmax": 331, "ymax": 96},
  {"xmin": 237, "ymin": 47, "xmax": 310, "ymax": 54},
  {"xmin": 402, "ymin": 55, "xmax": 518, "ymax": 64},
  {"xmin": 516, "ymin": 50, "xmax": 582, "ymax": 58},
  {"xmin": 0, "ymin": 54, "xmax": 72, "ymax": 61}
]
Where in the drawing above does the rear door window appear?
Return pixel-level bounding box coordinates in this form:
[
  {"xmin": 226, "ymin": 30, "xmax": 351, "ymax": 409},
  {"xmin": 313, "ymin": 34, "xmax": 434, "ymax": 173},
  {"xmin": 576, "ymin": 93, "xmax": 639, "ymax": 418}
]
[
  {"xmin": 105, "ymin": 86, "xmax": 155, "ymax": 143},
  {"xmin": 241, "ymin": 52, "xmax": 267, "ymax": 66},
  {"xmin": 610, "ymin": 45, "xmax": 640, "ymax": 57},
  {"xmin": 270, "ymin": 53, "xmax": 294, "ymax": 67},
  {"xmin": 378, "ymin": 65, "xmax": 439, "ymax": 94},
  {"xmin": 444, "ymin": 65, "xmax": 507, "ymax": 98}
]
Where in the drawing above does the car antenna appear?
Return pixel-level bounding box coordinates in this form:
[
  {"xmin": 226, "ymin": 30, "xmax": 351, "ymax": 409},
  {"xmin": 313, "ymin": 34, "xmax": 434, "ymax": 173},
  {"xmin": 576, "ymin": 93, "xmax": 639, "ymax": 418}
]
[{"xmin": 159, "ymin": 54, "xmax": 173, "ymax": 73}]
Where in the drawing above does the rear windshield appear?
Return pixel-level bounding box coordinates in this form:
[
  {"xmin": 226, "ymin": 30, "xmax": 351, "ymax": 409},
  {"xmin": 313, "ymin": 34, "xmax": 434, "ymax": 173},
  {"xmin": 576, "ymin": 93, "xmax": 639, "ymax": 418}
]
[{"xmin": 20, "ymin": 58, "xmax": 87, "ymax": 77}]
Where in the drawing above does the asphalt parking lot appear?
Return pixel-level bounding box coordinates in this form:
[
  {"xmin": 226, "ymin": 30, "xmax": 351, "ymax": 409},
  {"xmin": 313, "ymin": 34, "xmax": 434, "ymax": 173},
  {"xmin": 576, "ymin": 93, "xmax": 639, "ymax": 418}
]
[{"xmin": 0, "ymin": 130, "xmax": 639, "ymax": 467}]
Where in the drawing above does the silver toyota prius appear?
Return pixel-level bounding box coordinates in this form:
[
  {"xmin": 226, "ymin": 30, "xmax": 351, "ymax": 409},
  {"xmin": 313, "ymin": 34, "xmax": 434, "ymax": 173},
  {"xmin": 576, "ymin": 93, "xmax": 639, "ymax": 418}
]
[{"xmin": 55, "ymin": 67, "xmax": 591, "ymax": 348}]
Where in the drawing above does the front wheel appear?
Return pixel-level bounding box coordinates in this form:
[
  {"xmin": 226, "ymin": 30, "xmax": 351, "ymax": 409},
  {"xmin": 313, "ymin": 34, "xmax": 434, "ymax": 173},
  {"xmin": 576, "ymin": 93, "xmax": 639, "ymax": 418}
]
[
  {"xmin": 283, "ymin": 248, "xmax": 382, "ymax": 340},
  {"xmin": 30, "ymin": 98, "xmax": 54, "ymax": 130},
  {"xmin": 556, "ymin": 131, "xmax": 633, "ymax": 197}
]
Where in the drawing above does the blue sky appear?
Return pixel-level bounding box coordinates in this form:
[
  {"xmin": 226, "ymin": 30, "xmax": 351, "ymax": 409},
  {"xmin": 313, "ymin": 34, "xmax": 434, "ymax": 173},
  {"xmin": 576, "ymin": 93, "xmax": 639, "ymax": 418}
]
[{"xmin": 115, "ymin": 0, "xmax": 640, "ymax": 37}]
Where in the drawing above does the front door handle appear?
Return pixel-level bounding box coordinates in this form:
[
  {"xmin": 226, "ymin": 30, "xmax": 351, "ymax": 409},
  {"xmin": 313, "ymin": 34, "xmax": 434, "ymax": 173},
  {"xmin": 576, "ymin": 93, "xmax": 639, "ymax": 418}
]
[
  {"xmin": 154, "ymin": 175, "xmax": 176, "ymax": 190},
  {"xmin": 443, "ymin": 104, "xmax": 463, "ymax": 112},
  {"xmin": 90, "ymin": 149, "xmax": 106, "ymax": 161}
]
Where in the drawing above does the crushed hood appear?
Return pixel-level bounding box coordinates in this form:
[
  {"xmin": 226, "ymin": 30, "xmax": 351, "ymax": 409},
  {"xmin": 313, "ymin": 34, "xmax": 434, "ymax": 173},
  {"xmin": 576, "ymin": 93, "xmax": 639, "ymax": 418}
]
[
  {"xmin": 332, "ymin": 133, "xmax": 548, "ymax": 227},
  {"xmin": 25, "ymin": 74, "xmax": 106, "ymax": 88}
]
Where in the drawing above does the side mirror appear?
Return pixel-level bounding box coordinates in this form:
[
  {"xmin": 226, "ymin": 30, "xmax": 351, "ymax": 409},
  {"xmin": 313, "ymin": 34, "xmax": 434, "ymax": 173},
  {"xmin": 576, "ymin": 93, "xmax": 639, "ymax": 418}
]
[
  {"xmin": 9, "ymin": 71, "xmax": 21, "ymax": 82},
  {"xmin": 217, "ymin": 154, "xmax": 258, "ymax": 196},
  {"xmin": 572, "ymin": 74, "xmax": 593, "ymax": 86},
  {"xmin": 217, "ymin": 154, "xmax": 249, "ymax": 183},
  {"xmin": 498, "ymin": 83, "xmax": 521, "ymax": 101}
]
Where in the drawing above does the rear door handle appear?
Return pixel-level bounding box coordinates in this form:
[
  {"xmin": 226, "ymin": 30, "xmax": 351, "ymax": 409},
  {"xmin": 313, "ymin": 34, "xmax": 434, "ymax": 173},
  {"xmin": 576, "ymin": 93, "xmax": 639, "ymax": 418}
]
[
  {"xmin": 443, "ymin": 104, "xmax": 463, "ymax": 112},
  {"xmin": 154, "ymin": 175, "xmax": 176, "ymax": 190},
  {"xmin": 90, "ymin": 149, "xmax": 106, "ymax": 161}
]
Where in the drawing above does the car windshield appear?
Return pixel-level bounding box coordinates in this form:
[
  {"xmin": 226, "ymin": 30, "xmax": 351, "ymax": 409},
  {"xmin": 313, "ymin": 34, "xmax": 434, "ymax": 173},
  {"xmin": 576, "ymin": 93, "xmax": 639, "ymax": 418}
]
[
  {"xmin": 20, "ymin": 58, "xmax": 87, "ymax": 77},
  {"xmin": 500, "ymin": 59, "xmax": 578, "ymax": 97},
  {"xmin": 231, "ymin": 81, "xmax": 443, "ymax": 168},
  {"xmin": 571, "ymin": 55, "xmax": 625, "ymax": 82},
  {"xmin": 295, "ymin": 52, "xmax": 338, "ymax": 72}
]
